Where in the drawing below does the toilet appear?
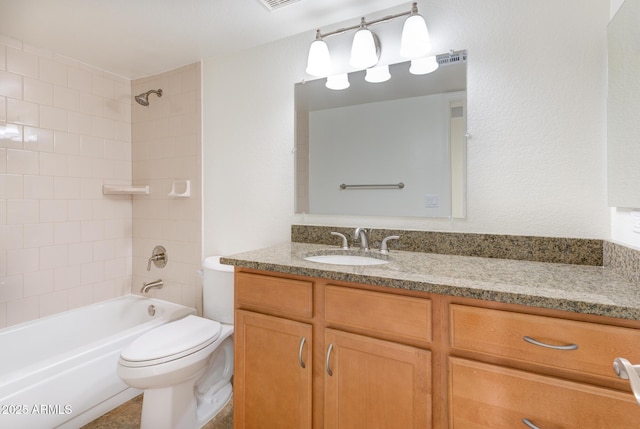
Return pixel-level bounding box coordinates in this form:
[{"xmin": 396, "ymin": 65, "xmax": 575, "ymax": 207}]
[{"xmin": 117, "ymin": 256, "xmax": 234, "ymax": 429}]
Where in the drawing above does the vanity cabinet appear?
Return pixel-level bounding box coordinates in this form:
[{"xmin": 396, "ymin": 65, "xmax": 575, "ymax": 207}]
[
  {"xmin": 233, "ymin": 268, "xmax": 640, "ymax": 428},
  {"xmin": 233, "ymin": 270, "xmax": 433, "ymax": 429},
  {"xmin": 447, "ymin": 303, "xmax": 640, "ymax": 428}
]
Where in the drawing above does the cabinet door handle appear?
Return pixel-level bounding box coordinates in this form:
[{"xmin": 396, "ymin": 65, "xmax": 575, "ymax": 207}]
[
  {"xmin": 522, "ymin": 418, "xmax": 541, "ymax": 429},
  {"xmin": 326, "ymin": 343, "xmax": 334, "ymax": 376},
  {"xmin": 298, "ymin": 337, "xmax": 307, "ymax": 369},
  {"xmin": 523, "ymin": 336, "xmax": 578, "ymax": 351}
]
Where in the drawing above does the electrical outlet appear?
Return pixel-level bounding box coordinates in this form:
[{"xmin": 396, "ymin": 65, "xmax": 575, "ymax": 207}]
[{"xmin": 425, "ymin": 194, "xmax": 439, "ymax": 208}]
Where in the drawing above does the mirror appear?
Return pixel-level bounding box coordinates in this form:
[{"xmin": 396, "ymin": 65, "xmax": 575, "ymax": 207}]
[
  {"xmin": 295, "ymin": 52, "xmax": 467, "ymax": 218},
  {"xmin": 608, "ymin": 0, "xmax": 640, "ymax": 208}
]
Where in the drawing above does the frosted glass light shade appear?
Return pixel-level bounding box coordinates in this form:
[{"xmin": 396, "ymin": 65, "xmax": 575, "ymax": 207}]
[
  {"xmin": 365, "ymin": 65, "xmax": 391, "ymax": 83},
  {"xmin": 400, "ymin": 13, "xmax": 432, "ymax": 58},
  {"xmin": 325, "ymin": 74, "xmax": 350, "ymax": 90},
  {"xmin": 306, "ymin": 38, "xmax": 331, "ymax": 77},
  {"xmin": 350, "ymin": 28, "xmax": 379, "ymax": 69},
  {"xmin": 409, "ymin": 56, "xmax": 439, "ymax": 75}
]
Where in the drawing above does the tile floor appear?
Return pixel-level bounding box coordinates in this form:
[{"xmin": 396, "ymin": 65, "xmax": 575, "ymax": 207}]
[{"xmin": 81, "ymin": 395, "xmax": 233, "ymax": 429}]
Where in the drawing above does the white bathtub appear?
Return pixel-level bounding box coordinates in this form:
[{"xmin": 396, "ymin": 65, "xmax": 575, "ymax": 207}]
[{"xmin": 0, "ymin": 294, "xmax": 195, "ymax": 429}]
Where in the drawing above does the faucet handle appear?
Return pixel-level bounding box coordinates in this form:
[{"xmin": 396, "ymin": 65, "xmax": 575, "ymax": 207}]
[
  {"xmin": 147, "ymin": 245, "xmax": 168, "ymax": 271},
  {"xmin": 330, "ymin": 232, "xmax": 350, "ymax": 250},
  {"xmin": 380, "ymin": 235, "xmax": 400, "ymax": 254}
]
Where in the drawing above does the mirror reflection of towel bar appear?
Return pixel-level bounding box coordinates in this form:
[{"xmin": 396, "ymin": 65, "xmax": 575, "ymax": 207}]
[{"xmin": 339, "ymin": 182, "xmax": 405, "ymax": 190}]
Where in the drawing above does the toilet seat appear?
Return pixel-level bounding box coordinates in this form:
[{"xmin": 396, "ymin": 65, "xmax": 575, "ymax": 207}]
[{"xmin": 120, "ymin": 315, "xmax": 222, "ymax": 367}]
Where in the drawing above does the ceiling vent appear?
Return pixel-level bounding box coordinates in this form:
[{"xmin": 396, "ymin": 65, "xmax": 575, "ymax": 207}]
[{"xmin": 257, "ymin": 0, "xmax": 302, "ymax": 11}]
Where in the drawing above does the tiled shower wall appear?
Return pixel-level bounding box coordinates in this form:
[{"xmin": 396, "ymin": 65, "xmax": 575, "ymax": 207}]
[
  {"xmin": 131, "ymin": 64, "xmax": 203, "ymax": 314},
  {"xmin": 0, "ymin": 36, "xmax": 133, "ymax": 328}
]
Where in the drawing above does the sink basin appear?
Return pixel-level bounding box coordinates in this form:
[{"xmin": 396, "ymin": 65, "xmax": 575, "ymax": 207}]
[{"xmin": 304, "ymin": 254, "xmax": 388, "ymax": 266}]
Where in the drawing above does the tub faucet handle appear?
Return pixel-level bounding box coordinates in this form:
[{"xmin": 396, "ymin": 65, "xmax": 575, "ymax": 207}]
[{"xmin": 147, "ymin": 245, "xmax": 167, "ymax": 271}]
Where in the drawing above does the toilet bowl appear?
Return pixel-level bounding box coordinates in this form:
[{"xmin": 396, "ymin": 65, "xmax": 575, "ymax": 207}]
[{"xmin": 117, "ymin": 256, "xmax": 234, "ymax": 429}]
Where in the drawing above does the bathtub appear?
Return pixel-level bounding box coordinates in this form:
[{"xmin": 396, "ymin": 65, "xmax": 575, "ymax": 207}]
[{"xmin": 0, "ymin": 294, "xmax": 195, "ymax": 429}]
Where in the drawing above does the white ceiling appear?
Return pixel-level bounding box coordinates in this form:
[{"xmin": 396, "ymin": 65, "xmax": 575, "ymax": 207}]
[{"xmin": 0, "ymin": 0, "xmax": 408, "ymax": 80}]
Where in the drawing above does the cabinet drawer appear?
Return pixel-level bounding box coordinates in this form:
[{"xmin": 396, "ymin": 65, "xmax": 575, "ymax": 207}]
[
  {"xmin": 449, "ymin": 357, "xmax": 640, "ymax": 429},
  {"xmin": 450, "ymin": 304, "xmax": 640, "ymax": 380},
  {"xmin": 235, "ymin": 272, "xmax": 313, "ymax": 318},
  {"xmin": 325, "ymin": 286, "xmax": 431, "ymax": 344}
]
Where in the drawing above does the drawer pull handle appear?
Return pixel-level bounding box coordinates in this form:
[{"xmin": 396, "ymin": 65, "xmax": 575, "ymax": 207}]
[
  {"xmin": 613, "ymin": 357, "xmax": 640, "ymax": 405},
  {"xmin": 522, "ymin": 418, "xmax": 541, "ymax": 429},
  {"xmin": 326, "ymin": 343, "xmax": 334, "ymax": 376},
  {"xmin": 523, "ymin": 336, "xmax": 578, "ymax": 351},
  {"xmin": 298, "ymin": 337, "xmax": 307, "ymax": 369}
]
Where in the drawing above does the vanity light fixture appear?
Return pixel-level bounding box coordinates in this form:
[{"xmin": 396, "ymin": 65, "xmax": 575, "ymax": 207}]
[
  {"xmin": 400, "ymin": 3, "xmax": 433, "ymax": 59},
  {"xmin": 365, "ymin": 64, "xmax": 391, "ymax": 83},
  {"xmin": 349, "ymin": 18, "xmax": 381, "ymax": 69},
  {"xmin": 305, "ymin": 2, "xmax": 434, "ymax": 85},
  {"xmin": 326, "ymin": 73, "xmax": 350, "ymax": 90},
  {"xmin": 306, "ymin": 30, "xmax": 332, "ymax": 77},
  {"xmin": 409, "ymin": 55, "xmax": 439, "ymax": 75}
]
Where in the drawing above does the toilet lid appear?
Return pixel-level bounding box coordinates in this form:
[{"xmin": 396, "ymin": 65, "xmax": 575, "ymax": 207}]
[{"xmin": 120, "ymin": 315, "xmax": 222, "ymax": 364}]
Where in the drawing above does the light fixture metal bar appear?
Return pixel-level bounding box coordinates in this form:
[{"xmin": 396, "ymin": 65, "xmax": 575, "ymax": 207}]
[{"xmin": 317, "ymin": 2, "xmax": 417, "ymax": 39}]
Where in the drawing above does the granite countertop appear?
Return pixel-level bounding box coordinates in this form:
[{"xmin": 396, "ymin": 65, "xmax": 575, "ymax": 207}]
[{"xmin": 221, "ymin": 242, "xmax": 640, "ymax": 321}]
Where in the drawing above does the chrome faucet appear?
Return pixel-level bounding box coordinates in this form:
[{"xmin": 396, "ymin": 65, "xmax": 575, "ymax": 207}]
[
  {"xmin": 354, "ymin": 228, "xmax": 370, "ymax": 251},
  {"xmin": 380, "ymin": 235, "xmax": 400, "ymax": 254},
  {"xmin": 141, "ymin": 279, "xmax": 163, "ymax": 294},
  {"xmin": 147, "ymin": 245, "xmax": 167, "ymax": 271}
]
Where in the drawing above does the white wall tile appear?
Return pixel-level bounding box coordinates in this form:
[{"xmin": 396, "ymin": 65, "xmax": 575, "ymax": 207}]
[
  {"xmin": 54, "ymin": 85, "xmax": 79, "ymax": 111},
  {"xmin": 54, "ymin": 265, "xmax": 81, "ymax": 290},
  {"xmin": 39, "ymin": 290, "xmax": 68, "ymax": 317},
  {"xmin": 24, "ymin": 127, "xmax": 54, "ymax": 152},
  {"xmin": 7, "ymin": 149, "xmax": 39, "ymax": 174},
  {"xmin": 54, "ymin": 221, "xmax": 81, "ymax": 244},
  {"xmin": 54, "ymin": 177, "xmax": 81, "ymax": 199},
  {"xmin": 39, "ymin": 57, "xmax": 67, "ymax": 86},
  {"xmin": 0, "ymin": 173, "xmax": 23, "ymax": 198},
  {"xmin": 68, "ymin": 67, "xmax": 92, "ymax": 92},
  {"xmin": 7, "ymin": 99, "xmax": 39, "ymax": 127},
  {"xmin": 39, "ymin": 152, "xmax": 67, "ymax": 176},
  {"xmin": 40, "ymin": 244, "xmax": 68, "ymax": 270},
  {"xmin": 0, "ymin": 224, "xmax": 23, "ymax": 250},
  {"xmin": 24, "ymin": 269, "xmax": 54, "ymax": 296},
  {"xmin": 6, "ymin": 47, "xmax": 38, "ymax": 79},
  {"xmin": 7, "ymin": 199, "xmax": 38, "ymax": 224},
  {"xmin": 0, "ymin": 70, "xmax": 23, "ymax": 98},
  {"xmin": 7, "ymin": 247, "xmax": 39, "ymax": 274},
  {"xmin": 40, "ymin": 105, "xmax": 67, "ymax": 131},
  {"xmin": 68, "ymin": 242, "xmax": 93, "ymax": 265},
  {"xmin": 39, "ymin": 199, "xmax": 67, "ymax": 222},
  {"xmin": 67, "ymin": 285, "xmax": 92, "ymax": 309},
  {"xmin": 0, "ymin": 274, "xmax": 22, "ymax": 302},
  {"xmin": 24, "ymin": 175, "xmax": 54, "ymax": 199},
  {"xmin": 68, "ymin": 111, "xmax": 94, "ymax": 135},
  {"xmin": 0, "ymin": 44, "xmax": 5, "ymax": 71},
  {"xmin": 6, "ymin": 296, "xmax": 39, "ymax": 325},
  {"xmin": 24, "ymin": 77, "xmax": 53, "ymax": 105},
  {"xmin": 0, "ymin": 95, "xmax": 6, "ymax": 122},
  {"xmin": 53, "ymin": 131, "xmax": 81, "ymax": 155},
  {"xmin": 24, "ymin": 223, "xmax": 54, "ymax": 247}
]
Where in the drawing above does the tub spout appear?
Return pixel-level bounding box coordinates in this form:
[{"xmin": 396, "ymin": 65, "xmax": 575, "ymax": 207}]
[{"xmin": 141, "ymin": 279, "xmax": 163, "ymax": 294}]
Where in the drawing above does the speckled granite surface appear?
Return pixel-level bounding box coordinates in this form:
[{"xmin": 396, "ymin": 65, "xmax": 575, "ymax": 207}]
[
  {"xmin": 221, "ymin": 242, "xmax": 640, "ymax": 321},
  {"xmin": 291, "ymin": 225, "xmax": 604, "ymax": 266}
]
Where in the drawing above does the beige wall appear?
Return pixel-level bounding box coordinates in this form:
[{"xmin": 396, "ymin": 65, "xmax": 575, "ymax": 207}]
[
  {"xmin": 131, "ymin": 63, "xmax": 203, "ymax": 315},
  {"xmin": 203, "ymin": 0, "xmax": 611, "ymax": 258},
  {"xmin": 0, "ymin": 35, "xmax": 132, "ymax": 328}
]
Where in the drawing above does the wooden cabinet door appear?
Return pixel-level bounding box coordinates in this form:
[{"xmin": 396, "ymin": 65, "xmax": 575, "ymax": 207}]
[
  {"xmin": 324, "ymin": 328, "xmax": 432, "ymax": 429},
  {"xmin": 234, "ymin": 310, "xmax": 312, "ymax": 429},
  {"xmin": 449, "ymin": 357, "xmax": 640, "ymax": 429}
]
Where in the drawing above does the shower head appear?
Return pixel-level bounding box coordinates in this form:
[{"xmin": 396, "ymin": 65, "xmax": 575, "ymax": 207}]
[{"xmin": 134, "ymin": 89, "xmax": 163, "ymax": 106}]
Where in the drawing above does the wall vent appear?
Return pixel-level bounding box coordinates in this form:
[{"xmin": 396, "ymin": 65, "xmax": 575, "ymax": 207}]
[
  {"xmin": 437, "ymin": 50, "xmax": 468, "ymax": 66},
  {"xmin": 256, "ymin": 0, "xmax": 302, "ymax": 11}
]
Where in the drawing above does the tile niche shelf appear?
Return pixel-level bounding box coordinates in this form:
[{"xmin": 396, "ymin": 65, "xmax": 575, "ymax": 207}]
[{"xmin": 102, "ymin": 184, "xmax": 150, "ymax": 195}]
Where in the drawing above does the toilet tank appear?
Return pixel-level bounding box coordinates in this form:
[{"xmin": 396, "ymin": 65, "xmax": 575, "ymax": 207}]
[{"xmin": 202, "ymin": 256, "xmax": 234, "ymax": 324}]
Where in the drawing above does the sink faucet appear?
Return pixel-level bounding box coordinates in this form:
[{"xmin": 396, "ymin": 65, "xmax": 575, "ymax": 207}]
[{"xmin": 354, "ymin": 228, "xmax": 370, "ymax": 251}]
